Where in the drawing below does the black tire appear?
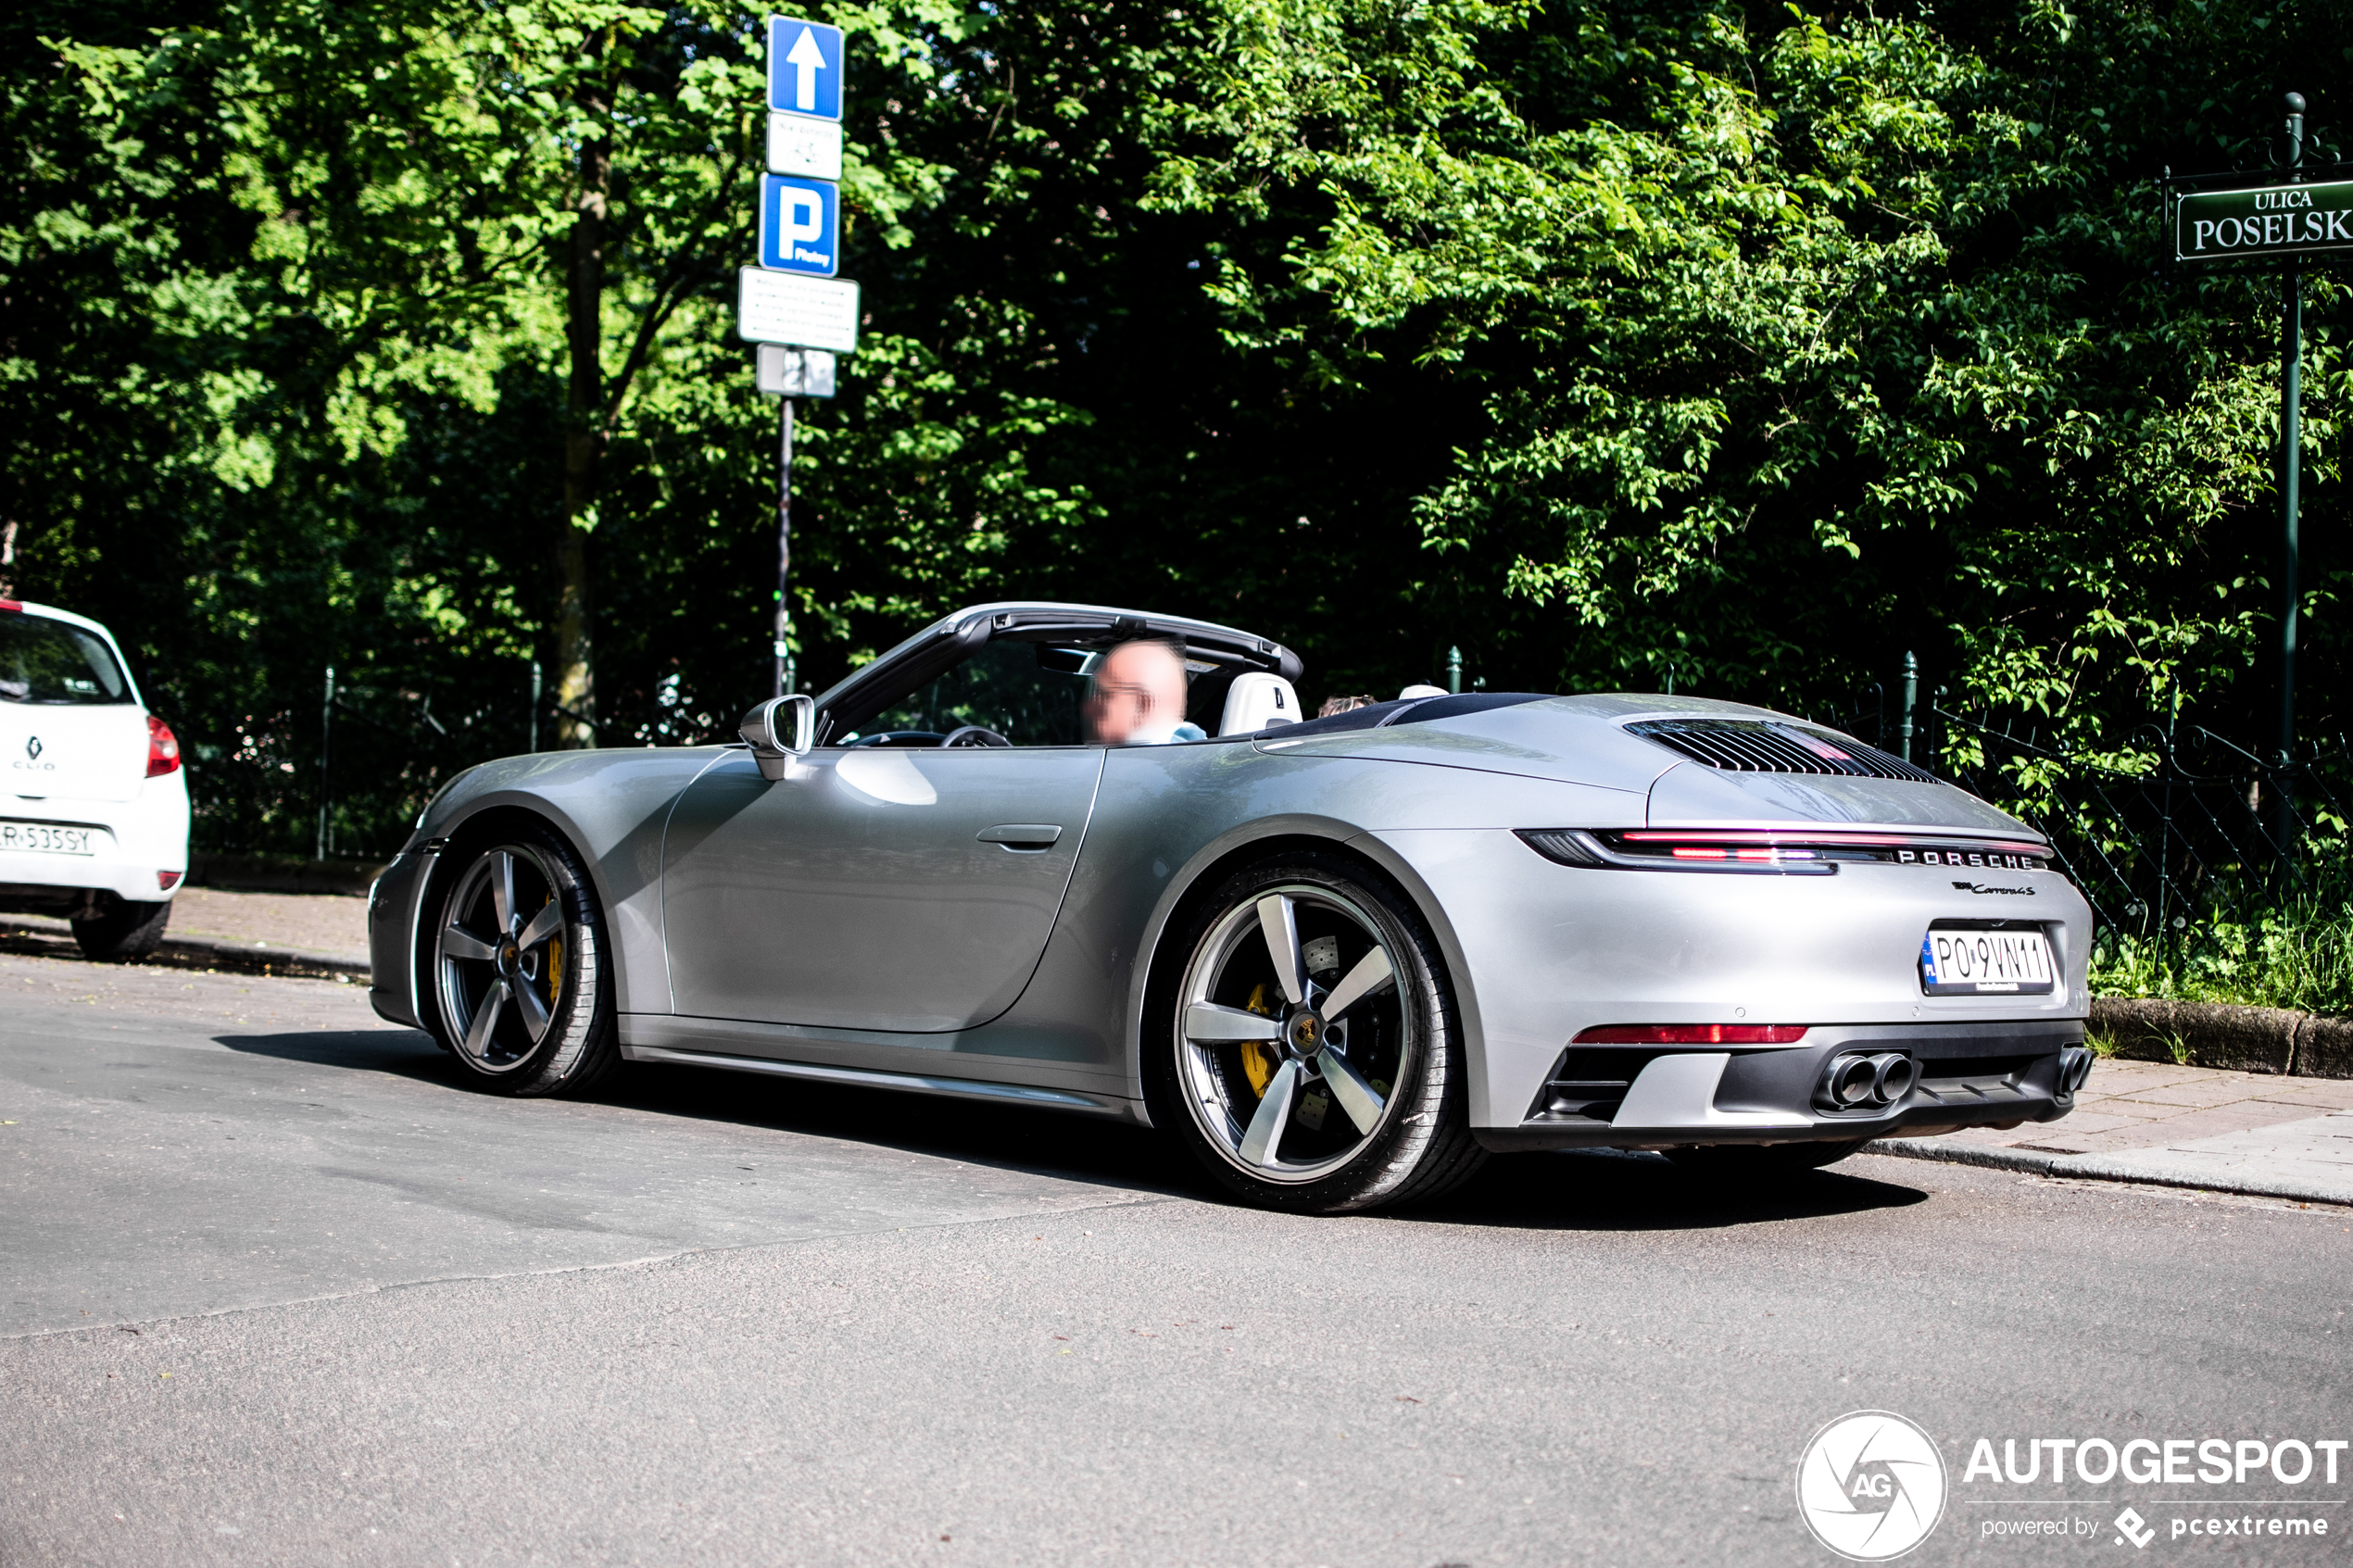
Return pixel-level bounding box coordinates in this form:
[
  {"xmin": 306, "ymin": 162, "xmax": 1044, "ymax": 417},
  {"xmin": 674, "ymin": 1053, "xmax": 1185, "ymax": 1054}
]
[
  {"xmin": 416, "ymin": 822, "xmax": 622, "ymax": 1098},
  {"xmin": 1663, "ymin": 1137, "xmax": 1874, "ymax": 1178},
  {"xmin": 71, "ymin": 897, "xmax": 171, "ymax": 962},
  {"xmin": 1144, "ymin": 851, "xmax": 1486, "ymax": 1214}
]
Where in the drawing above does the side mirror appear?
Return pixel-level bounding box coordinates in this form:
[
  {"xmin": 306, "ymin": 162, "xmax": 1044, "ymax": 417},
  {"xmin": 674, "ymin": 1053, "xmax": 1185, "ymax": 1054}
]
[{"xmin": 738, "ymin": 694, "xmax": 815, "ymax": 780}]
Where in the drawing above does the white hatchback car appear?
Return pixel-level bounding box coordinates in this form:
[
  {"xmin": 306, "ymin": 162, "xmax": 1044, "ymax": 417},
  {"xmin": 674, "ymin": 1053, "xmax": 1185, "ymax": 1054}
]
[{"xmin": 0, "ymin": 598, "xmax": 189, "ymax": 960}]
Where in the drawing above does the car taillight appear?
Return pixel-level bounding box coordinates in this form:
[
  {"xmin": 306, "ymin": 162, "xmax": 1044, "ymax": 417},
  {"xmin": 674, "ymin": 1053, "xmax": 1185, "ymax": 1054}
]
[
  {"xmin": 1573, "ymin": 1023, "xmax": 1810, "ymax": 1045},
  {"xmin": 146, "ymin": 713, "xmax": 181, "ymax": 777}
]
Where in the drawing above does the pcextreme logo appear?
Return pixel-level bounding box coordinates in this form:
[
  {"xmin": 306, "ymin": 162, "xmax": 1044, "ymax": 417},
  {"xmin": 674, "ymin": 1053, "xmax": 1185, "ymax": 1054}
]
[{"xmin": 1797, "ymin": 1411, "xmax": 1948, "ymax": 1561}]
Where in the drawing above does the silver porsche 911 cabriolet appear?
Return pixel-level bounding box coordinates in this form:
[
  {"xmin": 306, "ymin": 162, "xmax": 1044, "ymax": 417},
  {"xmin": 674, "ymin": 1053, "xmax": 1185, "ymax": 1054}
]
[{"xmin": 366, "ymin": 600, "xmax": 2093, "ymax": 1213}]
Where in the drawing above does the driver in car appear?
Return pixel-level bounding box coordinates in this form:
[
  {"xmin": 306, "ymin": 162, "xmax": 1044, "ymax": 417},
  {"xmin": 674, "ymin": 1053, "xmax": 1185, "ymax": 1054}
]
[{"xmin": 1087, "ymin": 639, "xmax": 1206, "ymax": 746}]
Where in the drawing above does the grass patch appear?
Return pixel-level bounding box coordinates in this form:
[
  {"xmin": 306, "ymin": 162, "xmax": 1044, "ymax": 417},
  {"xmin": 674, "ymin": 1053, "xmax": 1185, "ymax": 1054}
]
[{"xmin": 2090, "ymin": 893, "xmax": 2353, "ymax": 1017}]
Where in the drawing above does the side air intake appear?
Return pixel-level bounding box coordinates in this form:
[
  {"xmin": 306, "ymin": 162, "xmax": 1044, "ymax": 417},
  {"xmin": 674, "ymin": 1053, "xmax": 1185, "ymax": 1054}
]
[{"xmin": 1626, "ymin": 718, "xmax": 1938, "ymax": 784}]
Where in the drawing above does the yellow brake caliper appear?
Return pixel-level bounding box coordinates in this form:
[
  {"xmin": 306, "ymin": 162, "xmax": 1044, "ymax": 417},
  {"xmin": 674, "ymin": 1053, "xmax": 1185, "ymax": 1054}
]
[
  {"xmin": 541, "ymin": 894, "xmax": 562, "ymax": 1006},
  {"xmin": 1239, "ymin": 982, "xmax": 1278, "ymax": 1096}
]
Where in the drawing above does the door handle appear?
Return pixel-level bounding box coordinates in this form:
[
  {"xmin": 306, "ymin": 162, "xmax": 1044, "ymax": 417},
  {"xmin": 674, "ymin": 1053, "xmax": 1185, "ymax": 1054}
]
[{"xmin": 977, "ymin": 823, "xmax": 1062, "ymax": 849}]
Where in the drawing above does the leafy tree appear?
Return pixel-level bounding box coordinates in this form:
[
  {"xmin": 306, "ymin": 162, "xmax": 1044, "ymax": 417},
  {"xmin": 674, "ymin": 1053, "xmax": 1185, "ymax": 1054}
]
[
  {"xmin": 2, "ymin": 0, "xmax": 2345, "ymax": 859},
  {"xmin": 1154, "ymin": 0, "xmax": 2348, "ymax": 767}
]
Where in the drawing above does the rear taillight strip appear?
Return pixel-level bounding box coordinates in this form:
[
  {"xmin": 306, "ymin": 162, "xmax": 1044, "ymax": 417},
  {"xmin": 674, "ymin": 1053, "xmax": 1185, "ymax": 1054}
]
[{"xmin": 1516, "ymin": 828, "xmax": 2056, "ymax": 875}]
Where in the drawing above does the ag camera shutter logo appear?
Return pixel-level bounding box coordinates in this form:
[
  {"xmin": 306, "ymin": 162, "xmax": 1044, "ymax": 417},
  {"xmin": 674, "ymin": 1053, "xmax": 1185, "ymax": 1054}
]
[{"xmin": 1797, "ymin": 1411, "xmax": 1947, "ymax": 1561}]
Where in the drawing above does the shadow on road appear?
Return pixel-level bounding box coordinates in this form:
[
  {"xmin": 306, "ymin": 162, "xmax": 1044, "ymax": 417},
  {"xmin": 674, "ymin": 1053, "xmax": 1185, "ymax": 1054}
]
[
  {"xmin": 215, "ymin": 1027, "xmax": 1202, "ymax": 1199},
  {"xmin": 216, "ymin": 1028, "xmax": 1932, "ymax": 1231},
  {"xmin": 217, "ymin": 1025, "xmax": 455, "ymax": 1081},
  {"xmin": 614, "ymin": 1059, "xmax": 1202, "ymax": 1200},
  {"xmin": 1420, "ymin": 1150, "xmax": 1931, "ymax": 1232}
]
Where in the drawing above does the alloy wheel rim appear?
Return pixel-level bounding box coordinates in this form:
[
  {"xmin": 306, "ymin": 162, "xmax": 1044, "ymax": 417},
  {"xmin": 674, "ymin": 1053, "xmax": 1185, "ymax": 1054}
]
[
  {"xmin": 435, "ymin": 846, "xmax": 566, "ymax": 1073},
  {"xmin": 1176, "ymin": 884, "xmax": 1407, "ymax": 1183}
]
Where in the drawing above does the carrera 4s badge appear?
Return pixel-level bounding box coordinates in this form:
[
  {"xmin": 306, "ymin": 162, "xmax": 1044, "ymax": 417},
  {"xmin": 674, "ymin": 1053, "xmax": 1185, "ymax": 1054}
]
[{"xmin": 1953, "ymin": 881, "xmax": 2037, "ymax": 897}]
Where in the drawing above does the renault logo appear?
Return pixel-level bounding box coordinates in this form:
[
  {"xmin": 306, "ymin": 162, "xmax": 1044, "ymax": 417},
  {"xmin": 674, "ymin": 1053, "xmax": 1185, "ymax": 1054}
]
[{"xmin": 24, "ymin": 736, "xmax": 40, "ymax": 760}]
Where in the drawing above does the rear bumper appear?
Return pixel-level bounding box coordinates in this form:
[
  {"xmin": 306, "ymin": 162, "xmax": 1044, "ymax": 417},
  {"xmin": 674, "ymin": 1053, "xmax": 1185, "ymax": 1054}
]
[
  {"xmin": 0, "ymin": 779, "xmax": 191, "ymax": 909},
  {"xmin": 1473, "ymin": 1018, "xmax": 2084, "ymax": 1151}
]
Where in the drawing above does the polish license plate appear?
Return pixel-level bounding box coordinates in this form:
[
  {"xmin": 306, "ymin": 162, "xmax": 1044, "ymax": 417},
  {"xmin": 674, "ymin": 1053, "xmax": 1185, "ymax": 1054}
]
[
  {"xmin": 0, "ymin": 821, "xmax": 99, "ymax": 856},
  {"xmin": 1919, "ymin": 925, "xmax": 2055, "ymax": 996}
]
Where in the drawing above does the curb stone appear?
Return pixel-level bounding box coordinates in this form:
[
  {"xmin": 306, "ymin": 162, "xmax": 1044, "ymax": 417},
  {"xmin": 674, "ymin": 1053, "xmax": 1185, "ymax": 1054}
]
[
  {"xmin": 2093, "ymin": 996, "xmax": 2353, "ymax": 1078},
  {"xmin": 187, "ymin": 851, "xmax": 386, "ymax": 897},
  {"xmin": 155, "ymin": 931, "xmax": 371, "ymax": 981},
  {"xmin": 1869, "ymin": 1135, "xmax": 2353, "ymax": 1209},
  {"xmin": 0, "ymin": 917, "xmax": 369, "ymax": 982}
]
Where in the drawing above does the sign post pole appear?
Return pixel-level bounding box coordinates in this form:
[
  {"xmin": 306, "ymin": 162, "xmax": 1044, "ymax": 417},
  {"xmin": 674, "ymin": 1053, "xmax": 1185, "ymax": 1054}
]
[
  {"xmin": 2276, "ymin": 93, "xmax": 2305, "ymax": 796},
  {"xmin": 740, "ymin": 14, "xmax": 850, "ymax": 698},
  {"xmin": 774, "ymin": 395, "xmax": 795, "ymax": 697}
]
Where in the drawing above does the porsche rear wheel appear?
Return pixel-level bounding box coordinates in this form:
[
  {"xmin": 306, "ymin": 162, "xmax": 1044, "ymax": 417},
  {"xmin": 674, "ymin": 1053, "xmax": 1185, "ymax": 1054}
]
[
  {"xmin": 1150, "ymin": 854, "xmax": 1484, "ymax": 1214},
  {"xmin": 421, "ymin": 825, "xmax": 620, "ymax": 1098}
]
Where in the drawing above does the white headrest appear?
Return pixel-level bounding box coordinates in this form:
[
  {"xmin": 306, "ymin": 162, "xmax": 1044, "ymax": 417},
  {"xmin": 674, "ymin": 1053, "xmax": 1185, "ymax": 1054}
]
[
  {"xmin": 1398, "ymin": 684, "xmax": 1446, "ymax": 700},
  {"xmin": 1221, "ymin": 671, "xmax": 1300, "ymax": 735}
]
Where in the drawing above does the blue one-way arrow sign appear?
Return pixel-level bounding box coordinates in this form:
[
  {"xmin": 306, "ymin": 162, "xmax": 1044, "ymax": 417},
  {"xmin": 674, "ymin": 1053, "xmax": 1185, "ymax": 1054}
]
[
  {"xmin": 767, "ymin": 16, "xmax": 842, "ymax": 121},
  {"xmin": 758, "ymin": 173, "xmax": 839, "ymax": 276}
]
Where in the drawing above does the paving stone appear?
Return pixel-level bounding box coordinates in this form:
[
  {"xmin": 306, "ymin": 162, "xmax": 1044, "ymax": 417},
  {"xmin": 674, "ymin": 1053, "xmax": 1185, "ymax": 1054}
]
[
  {"xmin": 2254, "ymin": 1080, "xmax": 2353, "ymax": 1110},
  {"xmin": 2070, "ymin": 1111, "xmax": 2353, "ymax": 1203},
  {"xmin": 2100, "ymin": 1077, "xmax": 2282, "ymax": 1110},
  {"xmin": 2122, "ymin": 1100, "xmax": 2326, "ymax": 1142},
  {"xmin": 1886, "ymin": 1056, "xmax": 2353, "ymax": 1203}
]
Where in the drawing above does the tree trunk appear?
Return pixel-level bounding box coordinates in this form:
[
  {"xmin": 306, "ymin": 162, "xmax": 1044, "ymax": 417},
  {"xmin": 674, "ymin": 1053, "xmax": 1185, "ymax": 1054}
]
[{"xmin": 555, "ymin": 69, "xmax": 611, "ymax": 749}]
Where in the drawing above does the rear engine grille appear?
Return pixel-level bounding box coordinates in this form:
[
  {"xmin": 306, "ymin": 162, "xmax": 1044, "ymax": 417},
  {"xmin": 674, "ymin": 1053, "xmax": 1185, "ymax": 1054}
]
[{"xmin": 1627, "ymin": 718, "xmax": 1938, "ymax": 784}]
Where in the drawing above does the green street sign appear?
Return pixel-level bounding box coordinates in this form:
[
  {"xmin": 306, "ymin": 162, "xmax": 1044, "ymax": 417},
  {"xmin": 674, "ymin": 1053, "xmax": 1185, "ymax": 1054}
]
[{"xmin": 2175, "ymin": 179, "xmax": 2353, "ymax": 262}]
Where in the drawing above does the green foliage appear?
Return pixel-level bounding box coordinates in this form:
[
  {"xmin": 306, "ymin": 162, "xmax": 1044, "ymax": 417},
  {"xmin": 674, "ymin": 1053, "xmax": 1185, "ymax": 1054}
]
[
  {"xmin": 2092, "ymin": 893, "xmax": 2353, "ymax": 1017},
  {"xmin": 1154, "ymin": 0, "xmax": 2349, "ymax": 751},
  {"xmin": 3, "ymin": 0, "xmax": 2349, "ymax": 857}
]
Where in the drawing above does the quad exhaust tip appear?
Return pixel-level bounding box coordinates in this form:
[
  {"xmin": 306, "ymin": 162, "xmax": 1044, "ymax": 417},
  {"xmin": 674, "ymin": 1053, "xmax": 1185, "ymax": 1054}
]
[
  {"xmin": 2059, "ymin": 1046, "xmax": 2094, "ymax": 1096},
  {"xmin": 1819, "ymin": 1051, "xmax": 1915, "ymax": 1112}
]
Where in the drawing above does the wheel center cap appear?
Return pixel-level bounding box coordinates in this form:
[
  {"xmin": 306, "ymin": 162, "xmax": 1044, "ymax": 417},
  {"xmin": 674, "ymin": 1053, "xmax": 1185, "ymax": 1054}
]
[
  {"xmin": 497, "ymin": 940, "xmax": 521, "ymax": 976},
  {"xmin": 1286, "ymin": 1010, "xmax": 1324, "ymax": 1059}
]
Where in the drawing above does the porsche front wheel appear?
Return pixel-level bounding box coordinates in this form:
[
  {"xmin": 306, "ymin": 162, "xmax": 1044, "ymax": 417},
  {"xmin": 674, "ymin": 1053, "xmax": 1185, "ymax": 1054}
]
[
  {"xmin": 422, "ymin": 826, "xmax": 620, "ymax": 1097},
  {"xmin": 1151, "ymin": 855, "xmax": 1484, "ymax": 1213}
]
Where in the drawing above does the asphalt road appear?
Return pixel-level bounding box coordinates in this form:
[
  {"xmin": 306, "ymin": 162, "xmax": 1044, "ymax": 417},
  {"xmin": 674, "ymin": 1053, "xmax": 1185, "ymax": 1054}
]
[{"xmin": 3, "ymin": 950, "xmax": 2348, "ymax": 1568}]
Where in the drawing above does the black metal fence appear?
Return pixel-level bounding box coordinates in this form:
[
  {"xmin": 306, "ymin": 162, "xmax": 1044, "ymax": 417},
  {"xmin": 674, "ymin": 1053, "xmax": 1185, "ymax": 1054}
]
[
  {"xmin": 1928, "ymin": 712, "xmax": 2351, "ymax": 946},
  {"xmin": 1806, "ymin": 678, "xmax": 2350, "ymax": 1005}
]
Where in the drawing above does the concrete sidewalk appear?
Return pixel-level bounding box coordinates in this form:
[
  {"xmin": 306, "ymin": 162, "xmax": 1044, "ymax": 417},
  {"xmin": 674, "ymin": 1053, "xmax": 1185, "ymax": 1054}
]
[
  {"xmin": 1876, "ymin": 1056, "xmax": 2353, "ymax": 1206},
  {"xmin": 0, "ymin": 886, "xmax": 370, "ymax": 979}
]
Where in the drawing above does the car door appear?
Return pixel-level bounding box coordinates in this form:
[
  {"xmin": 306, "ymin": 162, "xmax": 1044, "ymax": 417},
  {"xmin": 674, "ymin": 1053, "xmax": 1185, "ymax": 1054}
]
[{"xmin": 659, "ymin": 744, "xmax": 1104, "ymax": 1032}]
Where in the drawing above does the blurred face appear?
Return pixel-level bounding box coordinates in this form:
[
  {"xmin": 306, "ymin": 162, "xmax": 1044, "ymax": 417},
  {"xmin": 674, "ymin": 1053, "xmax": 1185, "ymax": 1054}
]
[{"xmin": 1087, "ymin": 641, "xmax": 1189, "ymax": 745}]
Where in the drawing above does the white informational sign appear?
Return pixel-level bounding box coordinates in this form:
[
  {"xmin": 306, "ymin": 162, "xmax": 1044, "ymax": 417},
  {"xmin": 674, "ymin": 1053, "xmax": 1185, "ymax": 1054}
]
[
  {"xmin": 737, "ymin": 268, "xmax": 861, "ymax": 353},
  {"xmin": 767, "ymin": 112, "xmax": 843, "ymax": 180},
  {"xmin": 757, "ymin": 344, "xmax": 837, "ymax": 397}
]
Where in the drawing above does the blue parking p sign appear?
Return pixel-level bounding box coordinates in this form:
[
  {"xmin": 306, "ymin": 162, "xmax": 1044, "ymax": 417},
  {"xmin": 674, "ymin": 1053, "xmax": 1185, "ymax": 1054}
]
[
  {"xmin": 758, "ymin": 174, "xmax": 840, "ymax": 276},
  {"xmin": 767, "ymin": 17, "xmax": 843, "ymax": 121}
]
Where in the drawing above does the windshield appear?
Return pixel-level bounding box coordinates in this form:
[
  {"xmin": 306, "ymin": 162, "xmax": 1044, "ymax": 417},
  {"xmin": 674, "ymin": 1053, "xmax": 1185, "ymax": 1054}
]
[
  {"xmin": 0, "ymin": 612, "xmax": 132, "ymax": 705},
  {"xmin": 855, "ymin": 639, "xmax": 1095, "ymax": 746}
]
